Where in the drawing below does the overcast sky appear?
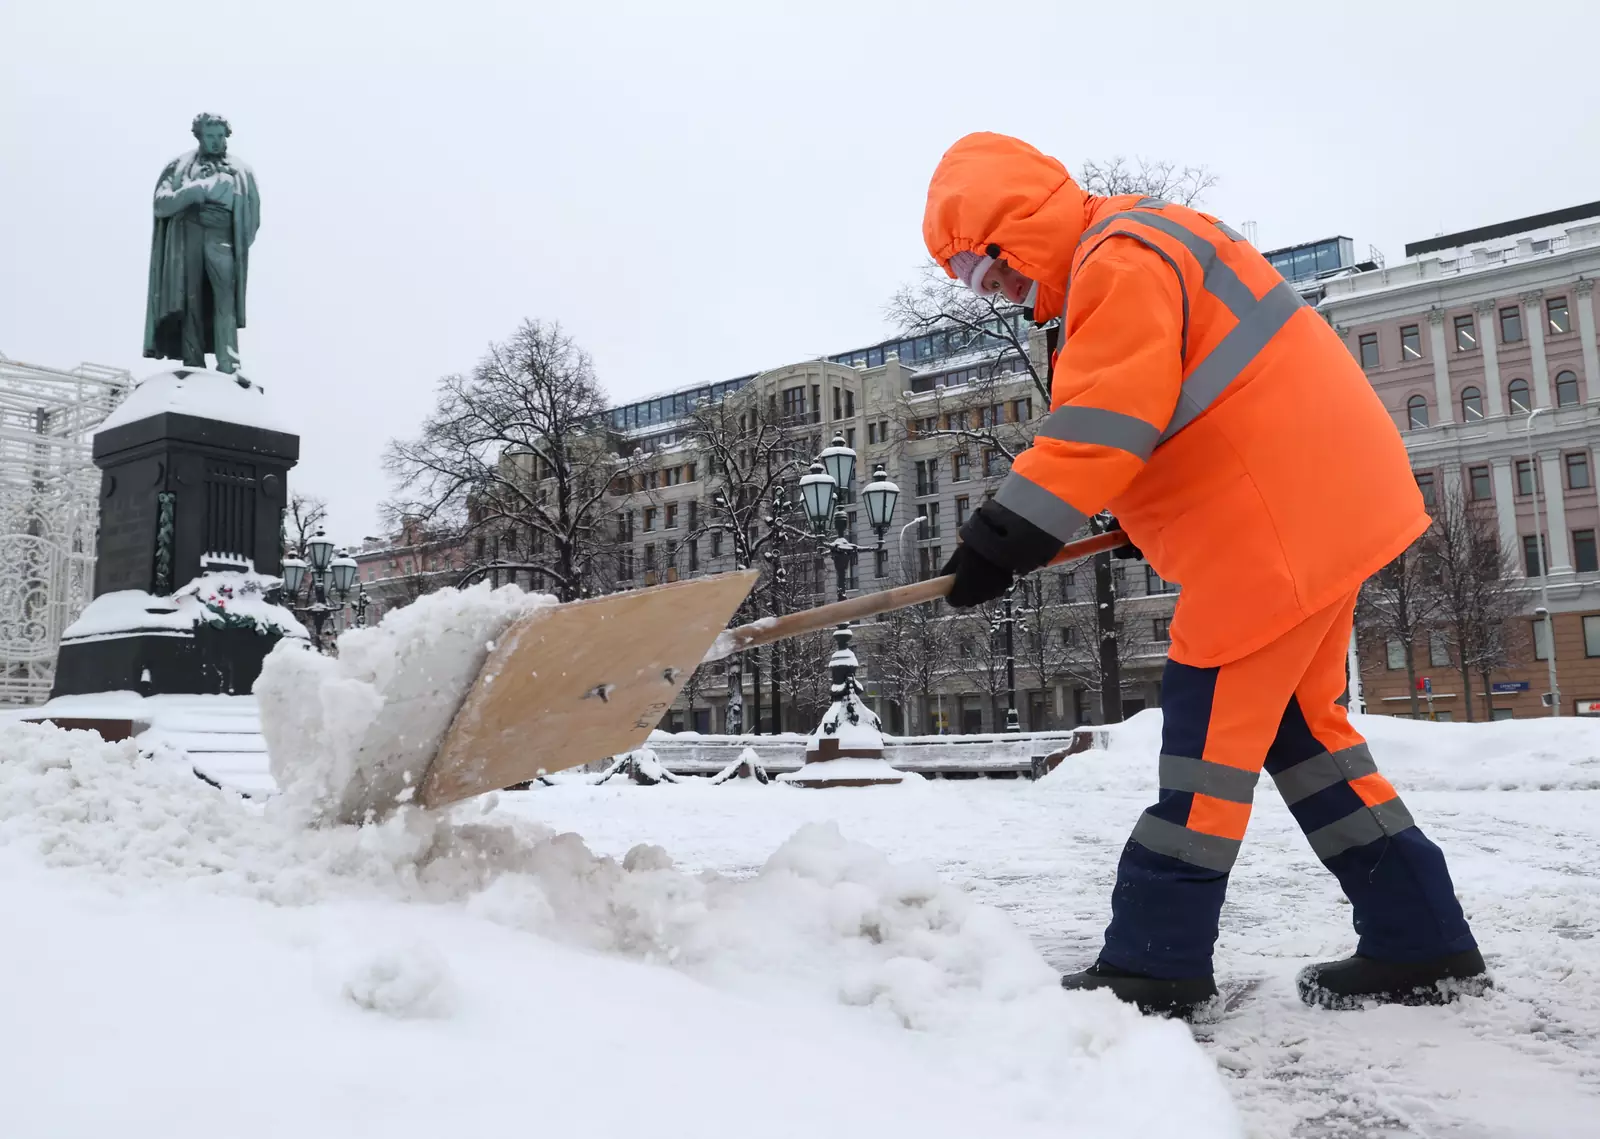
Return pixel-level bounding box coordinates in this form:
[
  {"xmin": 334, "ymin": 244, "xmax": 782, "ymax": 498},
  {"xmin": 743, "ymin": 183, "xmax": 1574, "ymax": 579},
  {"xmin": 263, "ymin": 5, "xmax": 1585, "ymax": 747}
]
[{"xmin": 4, "ymin": 0, "xmax": 1598, "ymax": 543}]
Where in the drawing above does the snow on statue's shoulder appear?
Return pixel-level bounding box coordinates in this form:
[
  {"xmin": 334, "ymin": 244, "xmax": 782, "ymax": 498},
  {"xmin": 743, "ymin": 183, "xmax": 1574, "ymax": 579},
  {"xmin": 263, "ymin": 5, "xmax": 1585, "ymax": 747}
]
[{"xmin": 97, "ymin": 368, "xmax": 291, "ymax": 434}]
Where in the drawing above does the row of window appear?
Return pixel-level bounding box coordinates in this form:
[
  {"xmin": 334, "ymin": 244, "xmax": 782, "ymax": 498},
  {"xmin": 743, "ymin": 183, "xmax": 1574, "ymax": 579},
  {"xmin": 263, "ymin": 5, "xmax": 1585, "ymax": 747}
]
[
  {"xmin": 912, "ymin": 450, "xmax": 1013, "ymax": 495},
  {"xmin": 1415, "ymin": 452, "xmax": 1593, "ymax": 510},
  {"xmin": 909, "ymin": 398, "xmax": 1035, "ymax": 437},
  {"xmin": 613, "ymin": 462, "xmax": 699, "ymax": 495},
  {"xmin": 1403, "ymin": 372, "xmax": 1582, "ymax": 428},
  {"xmin": 1054, "ymin": 565, "xmax": 1174, "ymax": 601},
  {"xmin": 829, "ymin": 311, "xmax": 1032, "ymax": 371},
  {"xmin": 1388, "ymin": 613, "xmax": 1600, "ymax": 669},
  {"xmin": 1522, "ymin": 529, "xmax": 1600, "ymax": 576},
  {"xmin": 908, "ymin": 353, "xmax": 1032, "ymax": 393},
  {"xmin": 1047, "ymin": 617, "xmax": 1173, "ymax": 649},
  {"xmin": 611, "ymin": 378, "xmax": 753, "ymax": 432},
  {"xmin": 1267, "ymin": 238, "xmax": 1348, "ymax": 284},
  {"xmin": 1358, "ymin": 295, "xmax": 1577, "ymax": 369}
]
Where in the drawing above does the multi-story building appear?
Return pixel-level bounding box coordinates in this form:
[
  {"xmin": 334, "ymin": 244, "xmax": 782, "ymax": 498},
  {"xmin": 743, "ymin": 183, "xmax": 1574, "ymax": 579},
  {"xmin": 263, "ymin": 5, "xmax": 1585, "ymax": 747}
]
[
  {"xmin": 350, "ymin": 517, "xmax": 469, "ymax": 626},
  {"xmin": 1320, "ymin": 200, "xmax": 1600, "ymax": 718}
]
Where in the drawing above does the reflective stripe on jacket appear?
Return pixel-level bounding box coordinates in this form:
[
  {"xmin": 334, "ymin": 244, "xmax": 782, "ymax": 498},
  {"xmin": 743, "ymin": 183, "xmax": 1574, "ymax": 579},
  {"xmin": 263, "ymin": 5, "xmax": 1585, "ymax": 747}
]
[{"xmin": 995, "ymin": 197, "xmax": 1428, "ymax": 666}]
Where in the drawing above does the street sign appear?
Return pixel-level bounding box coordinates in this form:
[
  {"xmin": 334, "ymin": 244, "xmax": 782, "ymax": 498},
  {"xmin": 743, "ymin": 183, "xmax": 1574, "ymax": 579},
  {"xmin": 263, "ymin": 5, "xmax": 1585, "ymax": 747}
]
[{"xmin": 1491, "ymin": 681, "xmax": 1530, "ymax": 694}]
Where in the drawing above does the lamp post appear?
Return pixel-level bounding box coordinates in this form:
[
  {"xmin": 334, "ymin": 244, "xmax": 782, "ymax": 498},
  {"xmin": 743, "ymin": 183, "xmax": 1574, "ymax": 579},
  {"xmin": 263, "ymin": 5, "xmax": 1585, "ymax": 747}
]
[
  {"xmin": 1000, "ymin": 585, "xmax": 1020, "ymax": 732},
  {"xmin": 280, "ymin": 524, "xmax": 359, "ymax": 652},
  {"xmin": 1525, "ymin": 406, "xmax": 1561, "ymax": 715},
  {"xmin": 795, "ymin": 436, "xmax": 900, "ymax": 751}
]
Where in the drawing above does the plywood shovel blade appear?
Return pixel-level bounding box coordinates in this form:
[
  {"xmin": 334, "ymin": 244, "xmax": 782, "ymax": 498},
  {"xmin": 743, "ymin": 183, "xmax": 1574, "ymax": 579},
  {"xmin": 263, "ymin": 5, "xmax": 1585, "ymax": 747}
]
[{"xmin": 417, "ymin": 569, "xmax": 760, "ymax": 809}]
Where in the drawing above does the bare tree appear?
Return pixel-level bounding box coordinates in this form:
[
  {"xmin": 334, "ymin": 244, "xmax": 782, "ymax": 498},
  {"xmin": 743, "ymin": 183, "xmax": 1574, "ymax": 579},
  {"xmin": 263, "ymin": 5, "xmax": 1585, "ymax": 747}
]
[
  {"xmin": 1011, "ymin": 575, "xmax": 1076, "ymax": 728},
  {"xmin": 863, "ymin": 592, "xmax": 951, "ymax": 735},
  {"xmin": 886, "ymin": 275, "xmax": 1049, "ymax": 404},
  {"xmin": 1425, "ymin": 484, "xmax": 1529, "ymax": 720},
  {"xmin": 383, "ymin": 319, "xmax": 640, "ymax": 602},
  {"xmin": 284, "ymin": 492, "xmax": 328, "ymax": 556},
  {"xmin": 948, "ymin": 601, "xmax": 1015, "ymax": 731},
  {"xmin": 676, "ymin": 394, "xmax": 817, "ymax": 732},
  {"xmin": 1358, "ymin": 541, "xmax": 1445, "ymax": 718},
  {"xmin": 1077, "ymin": 156, "xmax": 1219, "ymax": 207}
]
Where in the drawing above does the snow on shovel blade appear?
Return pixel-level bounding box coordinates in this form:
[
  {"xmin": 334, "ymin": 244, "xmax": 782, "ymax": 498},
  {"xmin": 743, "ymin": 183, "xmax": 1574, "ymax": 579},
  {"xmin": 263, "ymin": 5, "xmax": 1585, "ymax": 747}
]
[{"xmin": 416, "ymin": 569, "xmax": 760, "ymax": 809}]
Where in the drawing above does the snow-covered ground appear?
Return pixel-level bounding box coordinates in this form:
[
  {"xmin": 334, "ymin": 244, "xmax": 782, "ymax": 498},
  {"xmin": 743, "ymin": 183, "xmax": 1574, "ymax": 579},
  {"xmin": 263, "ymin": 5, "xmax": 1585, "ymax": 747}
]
[{"xmin": 2, "ymin": 705, "xmax": 1596, "ymax": 1137}]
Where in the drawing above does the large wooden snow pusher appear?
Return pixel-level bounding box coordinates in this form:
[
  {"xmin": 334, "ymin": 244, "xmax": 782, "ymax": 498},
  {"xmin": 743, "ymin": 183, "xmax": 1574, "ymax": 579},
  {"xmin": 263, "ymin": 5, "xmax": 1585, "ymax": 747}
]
[{"xmin": 411, "ymin": 529, "xmax": 1131, "ymax": 810}]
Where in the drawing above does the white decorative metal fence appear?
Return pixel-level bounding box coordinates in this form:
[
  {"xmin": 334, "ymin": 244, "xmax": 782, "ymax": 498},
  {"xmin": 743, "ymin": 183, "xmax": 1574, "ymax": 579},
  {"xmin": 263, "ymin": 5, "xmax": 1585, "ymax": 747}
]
[{"xmin": 0, "ymin": 354, "xmax": 130, "ymax": 705}]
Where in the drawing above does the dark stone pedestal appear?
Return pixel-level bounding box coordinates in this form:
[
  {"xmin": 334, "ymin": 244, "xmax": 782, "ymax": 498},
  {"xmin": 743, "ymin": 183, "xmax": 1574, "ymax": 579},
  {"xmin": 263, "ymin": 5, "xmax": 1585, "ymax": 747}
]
[
  {"xmin": 49, "ymin": 372, "xmax": 301, "ymax": 700},
  {"xmin": 51, "ymin": 625, "xmax": 286, "ymax": 698}
]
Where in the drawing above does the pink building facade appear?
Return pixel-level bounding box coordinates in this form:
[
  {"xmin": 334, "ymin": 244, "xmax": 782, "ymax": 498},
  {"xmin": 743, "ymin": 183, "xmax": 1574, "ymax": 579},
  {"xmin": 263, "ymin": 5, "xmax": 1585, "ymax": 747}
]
[{"xmin": 1320, "ymin": 203, "xmax": 1600, "ymax": 717}]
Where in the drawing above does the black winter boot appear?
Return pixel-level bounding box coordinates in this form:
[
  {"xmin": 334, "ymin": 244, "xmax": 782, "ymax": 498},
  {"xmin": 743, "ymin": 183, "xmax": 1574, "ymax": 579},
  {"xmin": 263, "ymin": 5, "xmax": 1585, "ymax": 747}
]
[
  {"xmin": 1060, "ymin": 960, "xmax": 1218, "ymax": 1019},
  {"xmin": 1296, "ymin": 948, "xmax": 1491, "ymax": 1010}
]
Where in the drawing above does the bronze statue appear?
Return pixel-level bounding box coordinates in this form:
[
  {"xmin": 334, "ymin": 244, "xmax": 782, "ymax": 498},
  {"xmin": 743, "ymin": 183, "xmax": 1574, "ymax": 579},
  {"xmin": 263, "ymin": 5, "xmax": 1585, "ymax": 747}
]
[{"xmin": 143, "ymin": 113, "xmax": 261, "ymax": 374}]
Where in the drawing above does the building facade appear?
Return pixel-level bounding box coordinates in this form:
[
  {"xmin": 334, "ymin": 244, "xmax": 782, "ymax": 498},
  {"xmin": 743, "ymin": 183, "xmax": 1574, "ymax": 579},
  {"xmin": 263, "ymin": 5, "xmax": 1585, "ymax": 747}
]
[{"xmin": 1319, "ymin": 201, "xmax": 1600, "ymax": 718}]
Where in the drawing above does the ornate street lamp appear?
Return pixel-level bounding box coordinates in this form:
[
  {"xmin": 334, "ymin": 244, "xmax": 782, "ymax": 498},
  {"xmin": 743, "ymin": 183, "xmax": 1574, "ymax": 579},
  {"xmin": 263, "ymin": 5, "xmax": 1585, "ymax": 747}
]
[
  {"xmin": 796, "ymin": 436, "xmax": 898, "ymax": 762},
  {"xmin": 818, "ymin": 437, "xmax": 856, "ymax": 498},
  {"xmin": 280, "ymin": 554, "xmax": 308, "ymax": 597},
  {"xmin": 798, "ymin": 461, "xmax": 837, "ymax": 530},
  {"xmin": 861, "ymin": 464, "xmax": 900, "ymax": 534},
  {"xmin": 329, "ymin": 552, "xmax": 358, "ymax": 596},
  {"xmin": 280, "ymin": 524, "xmax": 359, "ymax": 652},
  {"xmin": 306, "ymin": 525, "xmax": 335, "ymax": 575}
]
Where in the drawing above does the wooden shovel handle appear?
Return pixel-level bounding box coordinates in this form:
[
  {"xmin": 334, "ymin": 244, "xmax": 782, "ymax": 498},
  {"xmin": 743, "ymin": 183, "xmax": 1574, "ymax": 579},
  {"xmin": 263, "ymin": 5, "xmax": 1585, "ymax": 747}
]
[{"xmin": 716, "ymin": 529, "xmax": 1129, "ymax": 658}]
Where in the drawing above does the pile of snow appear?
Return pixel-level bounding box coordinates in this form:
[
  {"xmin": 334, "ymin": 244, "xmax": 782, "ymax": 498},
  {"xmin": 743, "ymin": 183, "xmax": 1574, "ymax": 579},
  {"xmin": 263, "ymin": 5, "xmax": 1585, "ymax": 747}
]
[
  {"xmin": 708, "ymin": 746, "xmax": 769, "ymax": 784},
  {"xmin": 61, "ymin": 571, "xmax": 304, "ymax": 643},
  {"xmin": 255, "ymin": 581, "xmax": 556, "ymax": 825},
  {"xmin": 0, "ymin": 717, "xmax": 1239, "ymax": 1137},
  {"xmin": 1040, "ymin": 708, "xmax": 1600, "ymax": 796}
]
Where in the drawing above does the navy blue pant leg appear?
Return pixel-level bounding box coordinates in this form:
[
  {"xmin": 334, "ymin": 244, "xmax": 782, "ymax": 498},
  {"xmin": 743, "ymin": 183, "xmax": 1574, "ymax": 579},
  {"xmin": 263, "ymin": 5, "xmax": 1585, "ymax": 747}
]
[
  {"xmin": 1265, "ymin": 698, "xmax": 1477, "ymax": 961},
  {"xmin": 1100, "ymin": 658, "xmax": 1233, "ymax": 979}
]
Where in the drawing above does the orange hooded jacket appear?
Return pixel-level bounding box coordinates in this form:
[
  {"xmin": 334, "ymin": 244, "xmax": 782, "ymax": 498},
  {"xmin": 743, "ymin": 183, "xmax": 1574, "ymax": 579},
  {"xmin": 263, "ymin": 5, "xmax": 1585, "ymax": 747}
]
[{"xmin": 924, "ymin": 132, "xmax": 1427, "ymax": 668}]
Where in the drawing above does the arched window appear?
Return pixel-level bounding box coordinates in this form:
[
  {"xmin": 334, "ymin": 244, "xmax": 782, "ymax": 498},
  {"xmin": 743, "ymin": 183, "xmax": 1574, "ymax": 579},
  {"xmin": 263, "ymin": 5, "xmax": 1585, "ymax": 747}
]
[
  {"xmin": 1507, "ymin": 378, "xmax": 1531, "ymax": 414},
  {"xmin": 1460, "ymin": 386, "xmax": 1484, "ymax": 421},
  {"xmin": 1407, "ymin": 394, "xmax": 1430, "ymax": 430},
  {"xmin": 1556, "ymin": 370, "xmax": 1580, "ymax": 407}
]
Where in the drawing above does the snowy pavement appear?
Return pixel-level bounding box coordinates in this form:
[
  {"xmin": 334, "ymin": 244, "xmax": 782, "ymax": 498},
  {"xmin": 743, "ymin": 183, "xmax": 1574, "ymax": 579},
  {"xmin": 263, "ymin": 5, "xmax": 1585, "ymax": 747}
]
[
  {"xmin": 508, "ymin": 714, "xmax": 1600, "ymax": 1138},
  {"xmin": 1, "ymin": 710, "xmax": 1596, "ymax": 1137}
]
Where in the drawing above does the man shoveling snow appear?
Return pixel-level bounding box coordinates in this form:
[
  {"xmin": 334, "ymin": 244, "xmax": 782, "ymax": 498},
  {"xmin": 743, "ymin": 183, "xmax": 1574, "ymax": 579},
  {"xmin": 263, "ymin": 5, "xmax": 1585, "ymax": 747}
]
[{"xmin": 921, "ymin": 131, "xmax": 1490, "ymax": 1017}]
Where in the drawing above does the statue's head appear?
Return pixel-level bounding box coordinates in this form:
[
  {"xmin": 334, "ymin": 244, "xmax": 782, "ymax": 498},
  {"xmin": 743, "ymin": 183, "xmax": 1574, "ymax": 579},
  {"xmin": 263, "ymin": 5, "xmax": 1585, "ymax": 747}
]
[{"xmin": 191, "ymin": 113, "xmax": 231, "ymax": 158}]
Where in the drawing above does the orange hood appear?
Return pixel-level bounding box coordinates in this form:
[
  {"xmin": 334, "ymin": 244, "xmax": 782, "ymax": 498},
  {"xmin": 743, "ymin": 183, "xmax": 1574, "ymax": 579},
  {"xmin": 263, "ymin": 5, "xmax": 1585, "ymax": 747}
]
[{"xmin": 922, "ymin": 132, "xmax": 1098, "ymax": 322}]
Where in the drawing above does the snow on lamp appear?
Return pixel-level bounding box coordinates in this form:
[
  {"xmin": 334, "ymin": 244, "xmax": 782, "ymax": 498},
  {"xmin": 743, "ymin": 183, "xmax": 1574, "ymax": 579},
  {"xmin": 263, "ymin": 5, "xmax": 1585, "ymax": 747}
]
[
  {"xmin": 861, "ymin": 463, "xmax": 899, "ymax": 535},
  {"xmin": 306, "ymin": 525, "xmax": 335, "ymax": 573},
  {"xmin": 798, "ymin": 461, "xmax": 837, "ymax": 529},
  {"xmin": 819, "ymin": 434, "xmax": 856, "ymax": 493},
  {"xmin": 329, "ymin": 552, "xmax": 358, "ymax": 597},
  {"xmin": 281, "ymin": 555, "xmax": 308, "ymax": 595}
]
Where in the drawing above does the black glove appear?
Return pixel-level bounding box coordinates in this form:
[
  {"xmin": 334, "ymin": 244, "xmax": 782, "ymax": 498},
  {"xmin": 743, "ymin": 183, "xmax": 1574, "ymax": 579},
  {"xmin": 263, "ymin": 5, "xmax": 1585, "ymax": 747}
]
[
  {"xmin": 941, "ymin": 496, "xmax": 1064, "ymax": 609},
  {"xmin": 940, "ymin": 544, "xmax": 1015, "ymax": 609},
  {"xmin": 1095, "ymin": 513, "xmax": 1144, "ymax": 560}
]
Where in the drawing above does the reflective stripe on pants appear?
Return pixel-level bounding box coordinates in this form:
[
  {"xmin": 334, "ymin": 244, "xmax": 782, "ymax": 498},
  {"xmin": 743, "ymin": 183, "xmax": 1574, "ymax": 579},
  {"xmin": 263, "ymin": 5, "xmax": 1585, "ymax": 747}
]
[{"xmin": 1098, "ymin": 588, "xmax": 1476, "ymax": 978}]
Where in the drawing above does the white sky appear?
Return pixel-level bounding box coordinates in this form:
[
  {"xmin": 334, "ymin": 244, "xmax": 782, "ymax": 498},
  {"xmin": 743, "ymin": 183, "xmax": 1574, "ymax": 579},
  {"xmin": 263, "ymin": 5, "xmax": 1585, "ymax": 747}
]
[{"xmin": 4, "ymin": 0, "xmax": 1598, "ymax": 543}]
